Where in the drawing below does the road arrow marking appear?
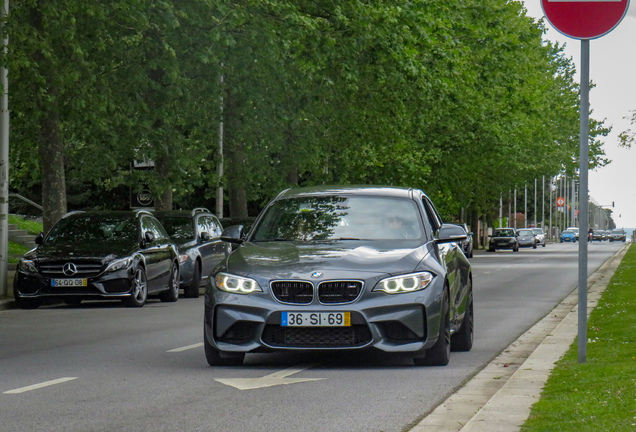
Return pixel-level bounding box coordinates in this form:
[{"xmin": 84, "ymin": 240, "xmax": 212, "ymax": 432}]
[{"xmin": 215, "ymin": 364, "xmax": 324, "ymax": 390}]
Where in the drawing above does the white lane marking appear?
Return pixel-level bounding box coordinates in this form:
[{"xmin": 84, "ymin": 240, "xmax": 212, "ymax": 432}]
[
  {"xmin": 215, "ymin": 364, "xmax": 324, "ymax": 390},
  {"xmin": 4, "ymin": 377, "xmax": 78, "ymax": 394},
  {"xmin": 167, "ymin": 343, "xmax": 203, "ymax": 353}
]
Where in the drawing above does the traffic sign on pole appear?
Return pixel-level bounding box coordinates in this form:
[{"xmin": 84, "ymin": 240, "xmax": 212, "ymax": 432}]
[
  {"xmin": 541, "ymin": 0, "xmax": 630, "ymax": 39},
  {"xmin": 541, "ymin": 0, "xmax": 630, "ymax": 364}
]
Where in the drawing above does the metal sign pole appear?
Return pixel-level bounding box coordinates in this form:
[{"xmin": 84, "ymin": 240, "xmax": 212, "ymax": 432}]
[{"xmin": 578, "ymin": 39, "xmax": 590, "ymax": 363}]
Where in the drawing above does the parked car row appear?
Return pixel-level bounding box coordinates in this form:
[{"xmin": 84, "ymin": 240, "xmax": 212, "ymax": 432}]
[
  {"xmin": 488, "ymin": 227, "xmax": 547, "ymax": 252},
  {"xmin": 13, "ymin": 208, "xmax": 231, "ymax": 308}
]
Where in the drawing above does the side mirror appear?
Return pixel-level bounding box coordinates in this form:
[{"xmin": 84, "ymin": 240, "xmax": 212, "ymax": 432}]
[
  {"xmin": 144, "ymin": 231, "xmax": 155, "ymax": 244},
  {"xmin": 221, "ymin": 225, "xmax": 245, "ymax": 246},
  {"xmin": 200, "ymin": 231, "xmax": 211, "ymax": 242},
  {"xmin": 436, "ymin": 224, "xmax": 468, "ymax": 244},
  {"xmin": 35, "ymin": 232, "xmax": 44, "ymax": 245}
]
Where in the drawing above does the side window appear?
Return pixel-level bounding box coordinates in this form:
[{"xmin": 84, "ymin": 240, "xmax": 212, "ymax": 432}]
[
  {"xmin": 152, "ymin": 218, "xmax": 170, "ymax": 240},
  {"xmin": 141, "ymin": 216, "xmax": 169, "ymax": 241},
  {"xmin": 140, "ymin": 216, "xmax": 154, "ymax": 238},
  {"xmin": 197, "ymin": 217, "xmax": 209, "ymax": 237},
  {"xmin": 208, "ymin": 216, "xmax": 223, "ymax": 237}
]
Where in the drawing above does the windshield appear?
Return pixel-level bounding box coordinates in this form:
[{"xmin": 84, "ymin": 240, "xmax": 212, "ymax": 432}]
[
  {"xmin": 46, "ymin": 214, "xmax": 138, "ymax": 245},
  {"xmin": 157, "ymin": 216, "xmax": 194, "ymax": 240},
  {"xmin": 563, "ymin": 230, "xmax": 574, "ymax": 234},
  {"xmin": 251, "ymin": 196, "xmax": 424, "ymax": 241},
  {"xmin": 494, "ymin": 229, "xmax": 515, "ymax": 237},
  {"xmin": 517, "ymin": 229, "xmax": 534, "ymax": 236}
]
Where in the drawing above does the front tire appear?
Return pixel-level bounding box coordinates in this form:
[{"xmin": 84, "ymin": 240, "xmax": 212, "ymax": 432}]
[
  {"xmin": 452, "ymin": 295, "xmax": 474, "ymax": 352},
  {"xmin": 414, "ymin": 289, "xmax": 450, "ymax": 366},
  {"xmin": 183, "ymin": 262, "xmax": 201, "ymax": 298},
  {"xmin": 124, "ymin": 266, "xmax": 148, "ymax": 307},
  {"xmin": 160, "ymin": 262, "xmax": 180, "ymax": 302}
]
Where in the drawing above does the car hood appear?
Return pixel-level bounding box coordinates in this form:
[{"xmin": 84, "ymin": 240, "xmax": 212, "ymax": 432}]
[
  {"xmin": 226, "ymin": 240, "xmax": 431, "ymax": 280},
  {"xmin": 25, "ymin": 241, "xmax": 139, "ymax": 263},
  {"xmin": 518, "ymin": 235, "xmax": 534, "ymax": 240}
]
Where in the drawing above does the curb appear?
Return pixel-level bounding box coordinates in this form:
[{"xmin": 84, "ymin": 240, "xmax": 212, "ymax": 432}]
[{"xmin": 410, "ymin": 244, "xmax": 628, "ymax": 432}]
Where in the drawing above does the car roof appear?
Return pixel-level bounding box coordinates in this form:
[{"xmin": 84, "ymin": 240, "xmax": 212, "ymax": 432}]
[
  {"xmin": 274, "ymin": 185, "xmax": 420, "ymax": 200},
  {"xmin": 152, "ymin": 208, "xmax": 213, "ymax": 218},
  {"xmin": 62, "ymin": 210, "xmax": 153, "ymax": 219}
]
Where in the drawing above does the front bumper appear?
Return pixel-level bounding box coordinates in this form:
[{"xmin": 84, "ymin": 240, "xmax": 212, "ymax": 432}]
[
  {"xmin": 203, "ymin": 278, "xmax": 445, "ymax": 355},
  {"xmin": 490, "ymin": 240, "xmax": 516, "ymax": 249},
  {"xmin": 14, "ymin": 267, "xmax": 134, "ymax": 300}
]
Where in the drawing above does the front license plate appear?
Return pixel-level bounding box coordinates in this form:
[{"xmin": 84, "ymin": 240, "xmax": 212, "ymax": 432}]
[
  {"xmin": 282, "ymin": 312, "xmax": 351, "ymax": 327},
  {"xmin": 51, "ymin": 278, "xmax": 87, "ymax": 287}
]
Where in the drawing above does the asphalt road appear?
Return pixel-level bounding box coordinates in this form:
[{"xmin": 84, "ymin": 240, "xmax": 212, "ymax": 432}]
[{"xmin": 0, "ymin": 241, "xmax": 623, "ymax": 432}]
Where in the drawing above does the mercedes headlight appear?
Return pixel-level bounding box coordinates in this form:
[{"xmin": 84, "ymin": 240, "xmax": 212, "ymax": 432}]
[
  {"xmin": 18, "ymin": 259, "xmax": 38, "ymax": 274},
  {"xmin": 215, "ymin": 272, "xmax": 261, "ymax": 294},
  {"xmin": 104, "ymin": 257, "xmax": 133, "ymax": 273},
  {"xmin": 374, "ymin": 272, "xmax": 434, "ymax": 294}
]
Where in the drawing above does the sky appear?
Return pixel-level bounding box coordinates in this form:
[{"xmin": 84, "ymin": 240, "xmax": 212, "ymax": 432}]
[{"xmin": 522, "ymin": 1, "xmax": 636, "ymax": 229}]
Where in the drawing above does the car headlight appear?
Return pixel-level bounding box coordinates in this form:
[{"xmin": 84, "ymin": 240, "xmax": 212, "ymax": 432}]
[
  {"xmin": 104, "ymin": 257, "xmax": 133, "ymax": 273},
  {"xmin": 215, "ymin": 272, "xmax": 261, "ymax": 294},
  {"xmin": 178, "ymin": 254, "xmax": 189, "ymax": 264},
  {"xmin": 18, "ymin": 259, "xmax": 38, "ymax": 274},
  {"xmin": 374, "ymin": 272, "xmax": 434, "ymax": 294}
]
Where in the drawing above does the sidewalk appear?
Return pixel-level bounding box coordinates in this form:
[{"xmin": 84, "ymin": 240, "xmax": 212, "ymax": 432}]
[{"xmin": 410, "ymin": 244, "xmax": 627, "ymax": 432}]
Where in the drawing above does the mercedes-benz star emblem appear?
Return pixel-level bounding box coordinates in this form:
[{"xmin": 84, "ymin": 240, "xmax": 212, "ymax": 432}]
[
  {"xmin": 311, "ymin": 272, "xmax": 323, "ymax": 279},
  {"xmin": 63, "ymin": 262, "xmax": 77, "ymax": 276}
]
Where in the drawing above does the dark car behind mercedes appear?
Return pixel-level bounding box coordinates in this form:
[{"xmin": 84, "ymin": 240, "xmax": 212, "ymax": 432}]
[
  {"xmin": 13, "ymin": 210, "xmax": 180, "ymax": 309},
  {"xmin": 154, "ymin": 208, "xmax": 229, "ymax": 298},
  {"xmin": 204, "ymin": 185, "xmax": 474, "ymax": 367}
]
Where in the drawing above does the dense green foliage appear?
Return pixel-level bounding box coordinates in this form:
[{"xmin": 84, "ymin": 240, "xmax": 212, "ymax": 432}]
[
  {"xmin": 522, "ymin": 244, "xmax": 636, "ymax": 431},
  {"xmin": 3, "ymin": 0, "xmax": 609, "ymax": 228}
]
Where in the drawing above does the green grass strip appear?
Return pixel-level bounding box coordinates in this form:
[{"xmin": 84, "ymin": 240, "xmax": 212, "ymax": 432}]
[
  {"xmin": 8, "ymin": 214, "xmax": 43, "ymax": 235},
  {"xmin": 9, "ymin": 241, "xmax": 32, "ymax": 263},
  {"xmin": 522, "ymin": 244, "xmax": 636, "ymax": 432}
]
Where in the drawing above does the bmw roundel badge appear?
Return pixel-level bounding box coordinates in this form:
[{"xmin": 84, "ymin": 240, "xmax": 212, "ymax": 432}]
[{"xmin": 311, "ymin": 271, "xmax": 323, "ymax": 279}]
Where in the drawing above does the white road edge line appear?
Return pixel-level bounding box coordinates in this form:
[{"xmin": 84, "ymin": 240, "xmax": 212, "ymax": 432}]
[
  {"xmin": 4, "ymin": 377, "xmax": 78, "ymax": 394},
  {"xmin": 167, "ymin": 343, "xmax": 203, "ymax": 353}
]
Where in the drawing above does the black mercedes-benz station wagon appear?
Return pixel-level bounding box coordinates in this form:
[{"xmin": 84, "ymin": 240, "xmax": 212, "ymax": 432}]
[
  {"xmin": 13, "ymin": 210, "xmax": 180, "ymax": 309},
  {"xmin": 204, "ymin": 186, "xmax": 474, "ymax": 366}
]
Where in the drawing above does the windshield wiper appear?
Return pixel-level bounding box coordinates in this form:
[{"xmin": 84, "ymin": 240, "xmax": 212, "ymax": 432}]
[{"xmin": 254, "ymin": 238, "xmax": 294, "ymax": 242}]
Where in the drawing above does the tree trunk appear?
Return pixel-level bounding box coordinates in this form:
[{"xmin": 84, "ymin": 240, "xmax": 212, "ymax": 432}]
[
  {"xmin": 224, "ymin": 85, "xmax": 248, "ymax": 217},
  {"xmin": 284, "ymin": 124, "xmax": 299, "ymax": 187},
  {"xmin": 38, "ymin": 104, "xmax": 67, "ymax": 233},
  {"xmin": 32, "ymin": 3, "xmax": 66, "ymax": 233},
  {"xmin": 470, "ymin": 210, "xmax": 480, "ymax": 249},
  {"xmin": 154, "ymin": 155, "xmax": 172, "ymax": 211}
]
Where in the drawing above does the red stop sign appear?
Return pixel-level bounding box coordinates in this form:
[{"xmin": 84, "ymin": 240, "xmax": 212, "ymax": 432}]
[{"xmin": 541, "ymin": 0, "xmax": 630, "ymax": 39}]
